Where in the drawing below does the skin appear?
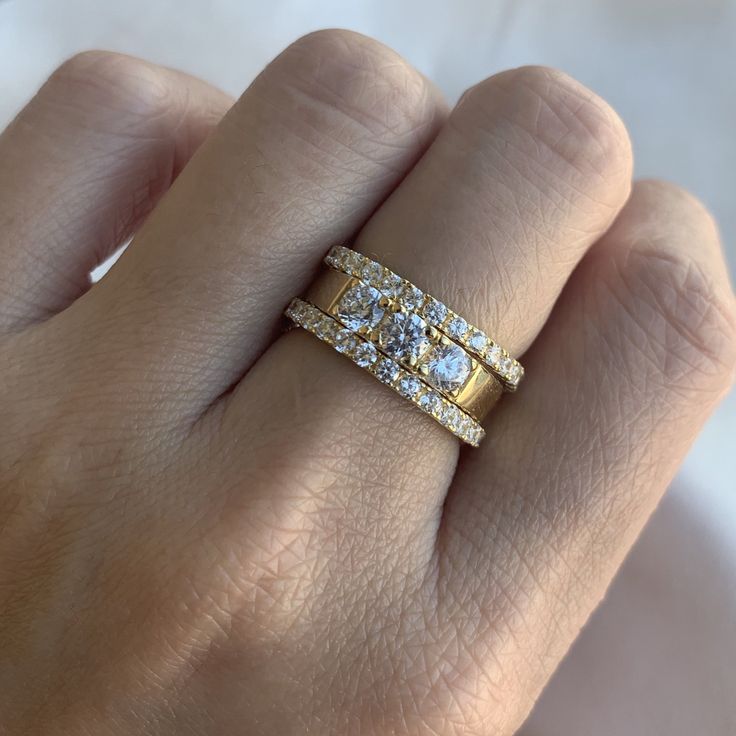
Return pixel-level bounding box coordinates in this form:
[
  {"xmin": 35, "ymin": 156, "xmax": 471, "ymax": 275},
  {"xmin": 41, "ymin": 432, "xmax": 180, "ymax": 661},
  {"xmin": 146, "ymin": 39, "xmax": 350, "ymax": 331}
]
[{"xmin": 0, "ymin": 29, "xmax": 734, "ymax": 736}]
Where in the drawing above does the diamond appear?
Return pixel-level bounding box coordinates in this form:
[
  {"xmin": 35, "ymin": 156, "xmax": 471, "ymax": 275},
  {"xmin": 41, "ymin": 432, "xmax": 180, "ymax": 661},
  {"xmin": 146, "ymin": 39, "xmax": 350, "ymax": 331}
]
[
  {"xmin": 379, "ymin": 271, "xmax": 403, "ymax": 298},
  {"xmin": 423, "ymin": 298, "xmax": 448, "ymax": 326},
  {"xmin": 353, "ymin": 342, "xmax": 377, "ymax": 367},
  {"xmin": 398, "ymin": 375, "xmax": 421, "ymax": 398},
  {"xmin": 301, "ymin": 306, "xmax": 320, "ymax": 331},
  {"xmin": 454, "ymin": 412, "xmax": 469, "ymax": 435},
  {"xmin": 337, "ymin": 283, "xmax": 385, "ymax": 332},
  {"xmin": 314, "ymin": 316, "xmax": 337, "ymax": 341},
  {"xmin": 361, "ymin": 260, "xmax": 383, "ymax": 283},
  {"xmin": 486, "ymin": 344, "xmax": 503, "ymax": 367},
  {"xmin": 343, "ymin": 249, "xmax": 363, "ymax": 275},
  {"xmin": 334, "ymin": 328, "xmax": 358, "ymax": 354},
  {"xmin": 468, "ymin": 330, "xmax": 488, "ymax": 353},
  {"xmin": 418, "ymin": 391, "xmax": 441, "ymax": 414},
  {"xmin": 446, "ymin": 316, "xmax": 468, "ymax": 339},
  {"xmin": 465, "ymin": 423, "xmax": 479, "ymax": 444},
  {"xmin": 438, "ymin": 402, "xmax": 456, "ymax": 427},
  {"xmin": 400, "ymin": 283, "xmax": 424, "ymax": 310},
  {"xmin": 377, "ymin": 311, "xmax": 431, "ymax": 362},
  {"xmin": 374, "ymin": 357, "xmax": 400, "ymax": 384},
  {"xmin": 424, "ymin": 343, "xmax": 472, "ymax": 392}
]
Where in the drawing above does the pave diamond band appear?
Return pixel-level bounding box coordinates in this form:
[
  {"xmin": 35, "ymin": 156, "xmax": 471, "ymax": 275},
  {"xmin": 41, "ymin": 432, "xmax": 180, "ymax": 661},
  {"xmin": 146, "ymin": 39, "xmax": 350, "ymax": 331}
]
[
  {"xmin": 304, "ymin": 269, "xmax": 502, "ymax": 422},
  {"xmin": 325, "ymin": 245, "xmax": 524, "ymax": 390},
  {"xmin": 285, "ymin": 299, "xmax": 485, "ymax": 446}
]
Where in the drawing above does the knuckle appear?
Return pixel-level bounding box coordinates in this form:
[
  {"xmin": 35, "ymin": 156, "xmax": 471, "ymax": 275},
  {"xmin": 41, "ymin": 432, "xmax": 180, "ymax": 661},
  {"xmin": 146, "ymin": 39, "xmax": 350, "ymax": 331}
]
[
  {"xmin": 47, "ymin": 50, "xmax": 174, "ymax": 123},
  {"xmin": 635, "ymin": 178, "xmax": 720, "ymax": 235},
  {"xmin": 620, "ymin": 240, "xmax": 736, "ymax": 389},
  {"xmin": 270, "ymin": 29, "xmax": 437, "ymax": 138},
  {"xmin": 458, "ymin": 65, "xmax": 632, "ymax": 206}
]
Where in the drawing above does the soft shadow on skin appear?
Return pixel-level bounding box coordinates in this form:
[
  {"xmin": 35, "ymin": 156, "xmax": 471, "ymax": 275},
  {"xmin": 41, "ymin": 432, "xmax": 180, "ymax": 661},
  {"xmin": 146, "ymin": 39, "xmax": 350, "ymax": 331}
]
[{"xmin": 517, "ymin": 480, "xmax": 736, "ymax": 736}]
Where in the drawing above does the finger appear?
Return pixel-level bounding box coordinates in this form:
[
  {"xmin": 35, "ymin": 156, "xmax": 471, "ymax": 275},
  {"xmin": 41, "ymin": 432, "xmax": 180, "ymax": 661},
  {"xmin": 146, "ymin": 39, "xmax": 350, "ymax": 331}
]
[
  {"xmin": 57, "ymin": 30, "xmax": 446, "ymax": 413},
  {"xmin": 0, "ymin": 51, "xmax": 230, "ymax": 332},
  {"xmin": 225, "ymin": 67, "xmax": 633, "ymax": 518},
  {"xmin": 438, "ymin": 180, "xmax": 736, "ymax": 733}
]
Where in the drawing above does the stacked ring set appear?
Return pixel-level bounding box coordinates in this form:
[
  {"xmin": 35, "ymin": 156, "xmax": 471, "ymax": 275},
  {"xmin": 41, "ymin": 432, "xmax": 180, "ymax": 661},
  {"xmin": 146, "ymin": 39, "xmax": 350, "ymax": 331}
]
[{"xmin": 286, "ymin": 246, "xmax": 524, "ymax": 446}]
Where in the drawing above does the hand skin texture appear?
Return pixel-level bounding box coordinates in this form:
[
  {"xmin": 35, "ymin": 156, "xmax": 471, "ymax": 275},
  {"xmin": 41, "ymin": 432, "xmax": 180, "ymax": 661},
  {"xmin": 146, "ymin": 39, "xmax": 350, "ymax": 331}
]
[{"xmin": 0, "ymin": 30, "xmax": 734, "ymax": 736}]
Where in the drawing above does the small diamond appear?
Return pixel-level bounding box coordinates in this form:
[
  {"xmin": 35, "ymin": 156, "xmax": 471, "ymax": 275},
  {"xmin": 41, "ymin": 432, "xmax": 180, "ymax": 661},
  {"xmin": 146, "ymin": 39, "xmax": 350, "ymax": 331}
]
[
  {"xmin": 374, "ymin": 358, "xmax": 400, "ymax": 384},
  {"xmin": 424, "ymin": 298, "xmax": 448, "ymax": 326},
  {"xmin": 499, "ymin": 356, "xmax": 513, "ymax": 375},
  {"xmin": 361, "ymin": 260, "xmax": 384, "ymax": 283},
  {"xmin": 486, "ymin": 344, "xmax": 503, "ymax": 367},
  {"xmin": 343, "ymin": 249, "xmax": 363, "ymax": 275},
  {"xmin": 353, "ymin": 342, "xmax": 377, "ymax": 367},
  {"xmin": 379, "ymin": 271, "xmax": 403, "ymax": 298},
  {"xmin": 398, "ymin": 375, "xmax": 421, "ymax": 398},
  {"xmin": 439, "ymin": 402, "xmax": 457, "ymax": 428},
  {"xmin": 455, "ymin": 413, "xmax": 469, "ymax": 435},
  {"xmin": 334, "ymin": 329, "xmax": 358, "ymax": 354},
  {"xmin": 418, "ymin": 391, "xmax": 441, "ymax": 414},
  {"xmin": 301, "ymin": 307, "xmax": 320, "ymax": 331},
  {"xmin": 468, "ymin": 330, "xmax": 489, "ymax": 353},
  {"xmin": 337, "ymin": 283, "xmax": 385, "ymax": 331},
  {"xmin": 446, "ymin": 316, "xmax": 468, "ymax": 339},
  {"xmin": 315, "ymin": 317, "xmax": 337, "ymax": 341},
  {"xmin": 400, "ymin": 283, "xmax": 424, "ymax": 310},
  {"xmin": 424, "ymin": 343, "xmax": 472, "ymax": 392}
]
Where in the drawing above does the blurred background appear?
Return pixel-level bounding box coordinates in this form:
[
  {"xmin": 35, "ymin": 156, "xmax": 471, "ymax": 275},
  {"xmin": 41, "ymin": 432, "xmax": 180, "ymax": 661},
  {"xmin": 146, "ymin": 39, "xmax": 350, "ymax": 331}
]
[{"xmin": 1, "ymin": 0, "xmax": 734, "ymax": 733}]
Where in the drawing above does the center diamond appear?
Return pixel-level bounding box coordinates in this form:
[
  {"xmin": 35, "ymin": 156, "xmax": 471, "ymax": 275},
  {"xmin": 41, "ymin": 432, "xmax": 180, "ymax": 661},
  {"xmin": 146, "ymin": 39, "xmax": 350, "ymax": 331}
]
[
  {"xmin": 425, "ymin": 343, "xmax": 472, "ymax": 392},
  {"xmin": 337, "ymin": 283, "xmax": 385, "ymax": 331},
  {"xmin": 377, "ymin": 311, "xmax": 431, "ymax": 362}
]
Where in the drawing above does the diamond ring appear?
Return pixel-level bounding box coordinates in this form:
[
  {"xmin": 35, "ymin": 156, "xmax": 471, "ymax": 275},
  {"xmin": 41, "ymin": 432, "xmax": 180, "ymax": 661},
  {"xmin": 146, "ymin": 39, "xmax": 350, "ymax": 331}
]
[{"xmin": 284, "ymin": 245, "xmax": 524, "ymax": 446}]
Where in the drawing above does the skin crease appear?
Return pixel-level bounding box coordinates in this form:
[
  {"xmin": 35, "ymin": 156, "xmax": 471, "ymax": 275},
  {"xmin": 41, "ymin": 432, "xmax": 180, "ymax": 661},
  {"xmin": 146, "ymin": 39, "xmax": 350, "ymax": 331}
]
[{"xmin": 0, "ymin": 27, "xmax": 734, "ymax": 736}]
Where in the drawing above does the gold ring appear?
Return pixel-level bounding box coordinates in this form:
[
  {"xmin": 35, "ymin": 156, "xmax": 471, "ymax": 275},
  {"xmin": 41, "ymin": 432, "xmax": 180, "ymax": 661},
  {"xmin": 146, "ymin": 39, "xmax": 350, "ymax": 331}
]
[
  {"xmin": 285, "ymin": 299, "xmax": 485, "ymax": 446},
  {"xmin": 325, "ymin": 245, "xmax": 524, "ymax": 390}
]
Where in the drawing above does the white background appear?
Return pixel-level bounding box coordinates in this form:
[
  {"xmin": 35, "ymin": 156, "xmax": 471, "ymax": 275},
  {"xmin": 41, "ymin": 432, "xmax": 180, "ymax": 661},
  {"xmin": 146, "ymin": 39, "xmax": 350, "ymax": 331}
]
[{"xmin": 1, "ymin": 1, "xmax": 734, "ymax": 732}]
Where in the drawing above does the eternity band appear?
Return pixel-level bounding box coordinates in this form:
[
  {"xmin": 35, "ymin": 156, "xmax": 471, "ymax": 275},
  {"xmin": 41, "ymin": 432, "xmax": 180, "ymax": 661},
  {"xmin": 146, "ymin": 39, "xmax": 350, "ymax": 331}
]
[
  {"xmin": 284, "ymin": 245, "xmax": 526, "ymax": 446},
  {"xmin": 325, "ymin": 245, "xmax": 524, "ymax": 390}
]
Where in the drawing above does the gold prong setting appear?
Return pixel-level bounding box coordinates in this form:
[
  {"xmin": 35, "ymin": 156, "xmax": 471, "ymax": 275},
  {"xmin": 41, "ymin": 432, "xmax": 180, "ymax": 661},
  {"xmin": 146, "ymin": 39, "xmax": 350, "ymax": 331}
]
[
  {"xmin": 285, "ymin": 298, "xmax": 485, "ymax": 446},
  {"xmin": 325, "ymin": 245, "xmax": 524, "ymax": 390}
]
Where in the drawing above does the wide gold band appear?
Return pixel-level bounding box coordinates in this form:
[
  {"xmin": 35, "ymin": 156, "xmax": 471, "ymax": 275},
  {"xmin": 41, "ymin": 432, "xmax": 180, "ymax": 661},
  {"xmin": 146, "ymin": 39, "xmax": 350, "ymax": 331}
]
[{"xmin": 305, "ymin": 269, "xmax": 502, "ymax": 422}]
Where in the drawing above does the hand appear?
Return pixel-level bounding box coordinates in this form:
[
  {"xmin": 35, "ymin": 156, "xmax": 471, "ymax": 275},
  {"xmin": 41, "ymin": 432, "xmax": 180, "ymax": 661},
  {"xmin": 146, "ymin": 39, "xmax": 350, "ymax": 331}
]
[{"xmin": 1, "ymin": 31, "xmax": 734, "ymax": 735}]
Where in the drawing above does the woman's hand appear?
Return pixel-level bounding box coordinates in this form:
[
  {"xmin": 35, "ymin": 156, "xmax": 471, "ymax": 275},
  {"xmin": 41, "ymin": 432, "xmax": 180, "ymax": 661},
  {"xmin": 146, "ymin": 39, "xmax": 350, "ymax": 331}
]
[{"xmin": 1, "ymin": 31, "xmax": 734, "ymax": 735}]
